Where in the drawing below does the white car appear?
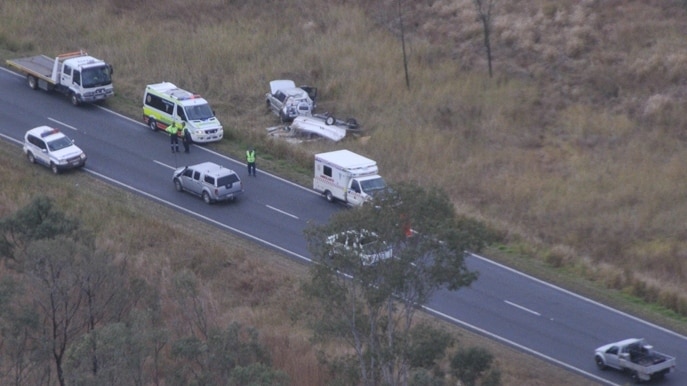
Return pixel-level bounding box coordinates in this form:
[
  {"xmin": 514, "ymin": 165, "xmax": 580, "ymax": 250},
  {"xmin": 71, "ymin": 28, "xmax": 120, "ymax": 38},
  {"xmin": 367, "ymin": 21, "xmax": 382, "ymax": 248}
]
[
  {"xmin": 23, "ymin": 126, "xmax": 87, "ymax": 174},
  {"xmin": 265, "ymin": 80, "xmax": 317, "ymax": 122},
  {"xmin": 326, "ymin": 229, "xmax": 393, "ymax": 266}
]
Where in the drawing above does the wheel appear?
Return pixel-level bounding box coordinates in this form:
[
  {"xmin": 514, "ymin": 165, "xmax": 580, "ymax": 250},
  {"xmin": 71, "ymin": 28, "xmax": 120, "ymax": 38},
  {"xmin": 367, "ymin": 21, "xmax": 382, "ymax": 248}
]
[
  {"xmin": 345, "ymin": 118, "xmax": 358, "ymax": 129},
  {"xmin": 27, "ymin": 152, "xmax": 36, "ymax": 164},
  {"xmin": 325, "ymin": 115, "xmax": 336, "ymax": 125},
  {"xmin": 631, "ymin": 371, "xmax": 641, "ymax": 384},
  {"xmin": 148, "ymin": 118, "xmax": 158, "ymax": 131},
  {"xmin": 27, "ymin": 75, "xmax": 38, "ymax": 90},
  {"xmin": 50, "ymin": 163, "xmax": 59, "ymax": 174},
  {"xmin": 594, "ymin": 356, "xmax": 606, "ymax": 370},
  {"xmin": 325, "ymin": 190, "xmax": 334, "ymax": 203},
  {"xmin": 70, "ymin": 93, "xmax": 80, "ymax": 106},
  {"xmin": 202, "ymin": 191, "xmax": 212, "ymax": 204},
  {"xmin": 174, "ymin": 178, "xmax": 183, "ymax": 192}
]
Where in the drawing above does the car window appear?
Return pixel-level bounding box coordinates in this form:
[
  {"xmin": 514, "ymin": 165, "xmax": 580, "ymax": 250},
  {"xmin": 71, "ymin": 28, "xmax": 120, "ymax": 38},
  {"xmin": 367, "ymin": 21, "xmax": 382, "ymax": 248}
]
[
  {"xmin": 182, "ymin": 168, "xmax": 193, "ymax": 178},
  {"xmin": 204, "ymin": 175, "xmax": 215, "ymax": 186},
  {"xmin": 217, "ymin": 173, "xmax": 239, "ymax": 187},
  {"xmin": 28, "ymin": 135, "xmax": 46, "ymax": 150},
  {"xmin": 47, "ymin": 137, "xmax": 73, "ymax": 152},
  {"xmin": 193, "ymin": 171, "xmax": 201, "ymax": 181}
]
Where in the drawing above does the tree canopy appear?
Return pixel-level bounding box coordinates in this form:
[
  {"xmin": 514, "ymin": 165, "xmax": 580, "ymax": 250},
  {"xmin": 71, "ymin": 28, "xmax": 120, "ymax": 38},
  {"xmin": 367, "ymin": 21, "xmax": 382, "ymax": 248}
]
[{"xmin": 303, "ymin": 182, "xmax": 498, "ymax": 385}]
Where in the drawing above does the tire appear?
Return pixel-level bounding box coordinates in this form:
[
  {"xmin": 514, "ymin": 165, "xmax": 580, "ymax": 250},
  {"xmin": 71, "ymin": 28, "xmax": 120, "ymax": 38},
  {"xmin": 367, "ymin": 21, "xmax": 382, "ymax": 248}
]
[
  {"xmin": 202, "ymin": 191, "xmax": 212, "ymax": 205},
  {"xmin": 27, "ymin": 75, "xmax": 38, "ymax": 90},
  {"xmin": 594, "ymin": 356, "xmax": 606, "ymax": 370},
  {"xmin": 325, "ymin": 190, "xmax": 334, "ymax": 203},
  {"xmin": 50, "ymin": 163, "xmax": 59, "ymax": 174},
  {"xmin": 174, "ymin": 178, "xmax": 183, "ymax": 192},
  {"xmin": 148, "ymin": 118, "xmax": 158, "ymax": 131},
  {"xmin": 345, "ymin": 118, "xmax": 359, "ymax": 129},
  {"xmin": 631, "ymin": 371, "xmax": 640, "ymax": 383},
  {"xmin": 27, "ymin": 152, "xmax": 36, "ymax": 164},
  {"xmin": 325, "ymin": 115, "xmax": 336, "ymax": 125},
  {"xmin": 70, "ymin": 93, "xmax": 80, "ymax": 106}
]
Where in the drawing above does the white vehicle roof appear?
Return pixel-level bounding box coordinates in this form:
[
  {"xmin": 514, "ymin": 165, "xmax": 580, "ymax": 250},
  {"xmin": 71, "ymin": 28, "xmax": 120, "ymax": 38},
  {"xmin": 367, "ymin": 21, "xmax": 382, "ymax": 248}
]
[
  {"xmin": 269, "ymin": 79, "xmax": 296, "ymax": 94},
  {"xmin": 146, "ymin": 82, "xmax": 209, "ymax": 106},
  {"xmin": 26, "ymin": 125, "xmax": 67, "ymax": 141},
  {"xmin": 175, "ymin": 162, "xmax": 235, "ymax": 177},
  {"xmin": 595, "ymin": 338, "xmax": 644, "ymax": 352},
  {"xmin": 316, "ymin": 149, "xmax": 377, "ymax": 169}
]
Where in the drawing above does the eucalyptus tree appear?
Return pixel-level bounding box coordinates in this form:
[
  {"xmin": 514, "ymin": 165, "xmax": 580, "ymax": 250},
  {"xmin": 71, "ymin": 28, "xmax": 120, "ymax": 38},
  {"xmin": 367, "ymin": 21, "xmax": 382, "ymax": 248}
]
[{"xmin": 304, "ymin": 182, "xmax": 494, "ymax": 386}]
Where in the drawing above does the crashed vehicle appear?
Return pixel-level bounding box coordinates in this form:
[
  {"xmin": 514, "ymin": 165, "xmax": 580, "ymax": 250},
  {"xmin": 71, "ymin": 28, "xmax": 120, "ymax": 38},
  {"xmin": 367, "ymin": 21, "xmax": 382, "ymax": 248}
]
[{"xmin": 265, "ymin": 80, "xmax": 316, "ymax": 122}]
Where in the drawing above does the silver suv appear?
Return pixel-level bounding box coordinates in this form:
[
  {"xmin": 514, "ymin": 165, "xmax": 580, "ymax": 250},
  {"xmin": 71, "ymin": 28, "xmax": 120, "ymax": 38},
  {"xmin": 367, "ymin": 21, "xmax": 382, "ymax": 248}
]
[
  {"xmin": 23, "ymin": 126, "xmax": 87, "ymax": 174},
  {"xmin": 173, "ymin": 162, "xmax": 243, "ymax": 204}
]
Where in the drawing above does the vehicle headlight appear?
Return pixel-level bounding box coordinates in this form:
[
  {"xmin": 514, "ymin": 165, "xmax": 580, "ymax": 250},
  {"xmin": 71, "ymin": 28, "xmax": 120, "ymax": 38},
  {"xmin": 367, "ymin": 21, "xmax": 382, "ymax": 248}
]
[{"xmin": 80, "ymin": 153, "xmax": 87, "ymax": 160}]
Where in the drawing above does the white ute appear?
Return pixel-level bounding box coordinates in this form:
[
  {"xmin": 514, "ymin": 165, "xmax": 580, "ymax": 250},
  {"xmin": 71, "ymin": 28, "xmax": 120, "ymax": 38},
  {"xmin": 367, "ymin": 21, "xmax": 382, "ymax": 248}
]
[
  {"xmin": 594, "ymin": 338, "xmax": 675, "ymax": 383},
  {"xmin": 313, "ymin": 150, "xmax": 386, "ymax": 207}
]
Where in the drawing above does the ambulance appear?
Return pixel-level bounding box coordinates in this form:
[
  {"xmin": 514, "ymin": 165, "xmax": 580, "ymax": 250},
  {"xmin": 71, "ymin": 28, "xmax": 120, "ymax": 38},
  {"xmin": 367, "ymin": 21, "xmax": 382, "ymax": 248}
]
[{"xmin": 142, "ymin": 82, "xmax": 223, "ymax": 143}]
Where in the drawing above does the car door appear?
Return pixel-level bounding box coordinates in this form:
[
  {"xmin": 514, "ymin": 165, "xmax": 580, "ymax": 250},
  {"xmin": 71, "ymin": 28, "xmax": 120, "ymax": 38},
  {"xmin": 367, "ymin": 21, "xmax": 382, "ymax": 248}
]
[
  {"xmin": 31, "ymin": 135, "xmax": 50, "ymax": 166},
  {"xmin": 604, "ymin": 345, "xmax": 621, "ymax": 369},
  {"xmin": 347, "ymin": 179, "xmax": 366, "ymax": 206},
  {"xmin": 188, "ymin": 169, "xmax": 204, "ymax": 196}
]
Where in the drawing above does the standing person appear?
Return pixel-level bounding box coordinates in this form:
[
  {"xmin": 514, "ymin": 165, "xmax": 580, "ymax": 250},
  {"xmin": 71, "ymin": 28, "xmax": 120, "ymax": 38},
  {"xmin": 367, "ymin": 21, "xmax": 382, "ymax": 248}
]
[
  {"xmin": 246, "ymin": 146, "xmax": 256, "ymax": 176},
  {"xmin": 166, "ymin": 120, "xmax": 182, "ymax": 153},
  {"xmin": 182, "ymin": 123, "xmax": 192, "ymax": 153}
]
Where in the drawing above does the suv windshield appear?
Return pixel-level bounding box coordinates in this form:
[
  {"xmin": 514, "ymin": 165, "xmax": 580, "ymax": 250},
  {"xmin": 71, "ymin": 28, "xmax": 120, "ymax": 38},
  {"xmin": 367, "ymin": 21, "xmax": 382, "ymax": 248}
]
[
  {"xmin": 47, "ymin": 137, "xmax": 73, "ymax": 151},
  {"xmin": 184, "ymin": 104, "xmax": 214, "ymax": 121}
]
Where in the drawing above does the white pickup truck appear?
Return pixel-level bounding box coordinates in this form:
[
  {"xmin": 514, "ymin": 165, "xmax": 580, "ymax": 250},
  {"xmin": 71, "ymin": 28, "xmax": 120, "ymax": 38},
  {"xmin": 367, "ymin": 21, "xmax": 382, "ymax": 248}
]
[{"xmin": 594, "ymin": 338, "xmax": 676, "ymax": 383}]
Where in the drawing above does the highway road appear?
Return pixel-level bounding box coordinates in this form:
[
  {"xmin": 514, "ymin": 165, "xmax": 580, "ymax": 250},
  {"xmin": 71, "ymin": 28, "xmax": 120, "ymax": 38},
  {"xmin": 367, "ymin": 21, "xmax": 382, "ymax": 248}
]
[{"xmin": 1, "ymin": 67, "xmax": 686, "ymax": 385}]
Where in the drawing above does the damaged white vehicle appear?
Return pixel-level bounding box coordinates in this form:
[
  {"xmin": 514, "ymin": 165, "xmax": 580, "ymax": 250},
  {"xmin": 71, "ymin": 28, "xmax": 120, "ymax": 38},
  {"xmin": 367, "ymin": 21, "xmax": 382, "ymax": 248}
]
[{"xmin": 265, "ymin": 79, "xmax": 317, "ymax": 122}]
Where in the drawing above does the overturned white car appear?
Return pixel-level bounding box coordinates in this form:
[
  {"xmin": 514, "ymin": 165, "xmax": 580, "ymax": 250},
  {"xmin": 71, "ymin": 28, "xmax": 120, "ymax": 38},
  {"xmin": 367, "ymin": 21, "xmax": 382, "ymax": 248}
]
[{"xmin": 265, "ymin": 80, "xmax": 316, "ymax": 122}]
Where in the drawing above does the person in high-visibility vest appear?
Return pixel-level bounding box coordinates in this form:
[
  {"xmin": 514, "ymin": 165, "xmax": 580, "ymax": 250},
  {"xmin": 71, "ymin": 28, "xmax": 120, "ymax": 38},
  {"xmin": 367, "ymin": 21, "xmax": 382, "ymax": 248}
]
[
  {"xmin": 166, "ymin": 120, "xmax": 184, "ymax": 153},
  {"xmin": 246, "ymin": 146, "xmax": 256, "ymax": 176}
]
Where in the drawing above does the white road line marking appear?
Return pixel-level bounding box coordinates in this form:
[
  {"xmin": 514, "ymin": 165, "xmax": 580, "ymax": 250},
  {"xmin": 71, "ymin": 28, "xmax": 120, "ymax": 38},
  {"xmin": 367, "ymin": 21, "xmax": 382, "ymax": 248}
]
[
  {"xmin": 505, "ymin": 300, "xmax": 541, "ymax": 316},
  {"xmin": 266, "ymin": 205, "xmax": 299, "ymax": 219},
  {"xmin": 48, "ymin": 117, "xmax": 78, "ymax": 131}
]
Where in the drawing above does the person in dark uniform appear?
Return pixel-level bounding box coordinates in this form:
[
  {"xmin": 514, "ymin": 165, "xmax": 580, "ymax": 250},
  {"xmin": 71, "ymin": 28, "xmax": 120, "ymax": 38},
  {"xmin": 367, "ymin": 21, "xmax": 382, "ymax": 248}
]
[
  {"xmin": 182, "ymin": 125, "xmax": 192, "ymax": 153},
  {"xmin": 246, "ymin": 146, "xmax": 256, "ymax": 176}
]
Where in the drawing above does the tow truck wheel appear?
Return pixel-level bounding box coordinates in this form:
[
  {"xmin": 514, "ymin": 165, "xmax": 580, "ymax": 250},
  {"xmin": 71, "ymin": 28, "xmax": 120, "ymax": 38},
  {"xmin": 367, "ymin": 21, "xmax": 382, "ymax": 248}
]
[
  {"xmin": 70, "ymin": 93, "xmax": 80, "ymax": 106},
  {"xmin": 174, "ymin": 178, "xmax": 183, "ymax": 192},
  {"xmin": 325, "ymin": 191, "xmax": 334, "ymax": 203},
  {"xmin": 50, "ymin": 163, "xmax": 59, "ymax": 175},
  {"xmin": 594, "ymin": 356, "xmax": 606, "ymax": 370},
  {"xmin": 325, "ymin": 115, "xmax": 336, "ymax": 125},
  {"xmin": 148, "ymin": 118, "xmax": 158, "ymax": 131},
  {"xmin": 27, "ymin": 75, "xmax": 38, "ymax": 90},
  {"xmin": 202, "ymin": 191, "xmax": 212, "ymax": 205}
]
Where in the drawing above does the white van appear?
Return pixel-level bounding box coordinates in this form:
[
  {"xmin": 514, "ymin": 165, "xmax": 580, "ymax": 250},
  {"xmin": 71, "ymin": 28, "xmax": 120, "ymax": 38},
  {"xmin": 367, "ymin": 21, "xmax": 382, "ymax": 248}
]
[{"xmin": 142, "ymin": 82, "xmax": 223, "ymax": 143}]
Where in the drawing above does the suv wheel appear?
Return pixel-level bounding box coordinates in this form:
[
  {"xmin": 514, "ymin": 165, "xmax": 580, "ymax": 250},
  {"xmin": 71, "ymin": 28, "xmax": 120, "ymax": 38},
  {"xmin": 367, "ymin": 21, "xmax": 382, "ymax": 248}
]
[
  {"xmin": 174, "ymin": 178, "xmax": 183, "ymax": 192},
  {"xmin": 202, "ymin": 191, "xmax": 212, "ymax": 205},
  {"xmin": 27, "ymin": 152, "xmax": 36, "ymax": 164},
  {"xmin": 148, "ymin": 118, "xmax": 157, "ymax": 131},
  {"xmin": 50, "ymin": 163, "xmax": 60, "ymax": 174}
]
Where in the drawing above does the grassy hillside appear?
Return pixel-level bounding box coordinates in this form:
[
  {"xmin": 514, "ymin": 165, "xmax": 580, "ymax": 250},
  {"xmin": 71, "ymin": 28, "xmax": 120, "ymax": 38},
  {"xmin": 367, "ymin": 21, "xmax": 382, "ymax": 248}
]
[{"xmin": 2, "ymin": 0, "xmax": 687, "ymax": 382}]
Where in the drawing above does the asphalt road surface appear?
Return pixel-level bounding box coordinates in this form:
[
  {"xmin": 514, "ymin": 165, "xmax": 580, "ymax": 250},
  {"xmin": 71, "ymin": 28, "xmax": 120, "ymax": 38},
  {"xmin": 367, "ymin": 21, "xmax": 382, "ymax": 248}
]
[{"xmin": 1, "ymin": 66, "xmax": 685, "ymax": 385}]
